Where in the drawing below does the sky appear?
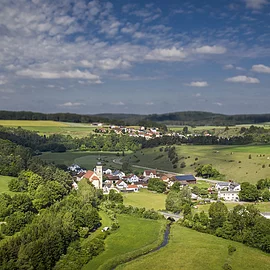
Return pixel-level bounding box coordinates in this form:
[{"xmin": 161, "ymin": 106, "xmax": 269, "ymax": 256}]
[{"xmin": 0, "ymin": 0, "xmax": 270, "ymax": 115}]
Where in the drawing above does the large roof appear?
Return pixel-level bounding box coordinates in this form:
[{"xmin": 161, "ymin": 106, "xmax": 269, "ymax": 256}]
[{"xmin": 174, "ymin": 175, "xmax": 196, "ymax": 181}]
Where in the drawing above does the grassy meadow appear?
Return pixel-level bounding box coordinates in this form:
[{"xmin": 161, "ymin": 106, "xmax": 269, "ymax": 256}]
[
  {"xmin": 83, "ymin": 215, "xmax": 166, "ymax": 270},
  {"xmin": 118, "ymin": 224, "xmax": 270, "ymax": 270},
  {"xmin": 40, "ymin": 151, "xmax": 123, "ymax": 170},
  {"xmin": 127, "ymin": 144, "xmax": 270, "ymax": 183},
  {"xmin": 123, "ymin": 189, "xmax": 166, "ymax": 211},
  {"xmin": 168, "ymin": 123, "xmax": 270, "ymax": 137},
  {"xmin": 0, "ymin": 120, "xmax": 100, "ymax": 137}
]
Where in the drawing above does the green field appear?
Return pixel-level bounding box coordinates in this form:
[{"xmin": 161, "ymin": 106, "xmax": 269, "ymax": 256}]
[
  {"xmin": 0, "ymin": 120, "xmax": 100, "ymax": 137},
  {"xmin": 118, "ymin": 224, "xmax": 270, "ymax": 270},
  {"xmin": 83, "ymin": 215, "xmax": 166, "ymax": 270},
  {"xmin": 127, "ymin": 145, "xmax": 270, "ymax": 183},
  {"xmin": 40, "ymin": 151, "xmax": 123, "ymax": 170},
  {"xmin": 0, "ymin": 175, "xmax": 15, "ymax": 195},
  {"xmin": 195, "ymin": 201, "xmax": 270, "ymax": 213},
  {"xmin": 168, "ymin": 124, "xmax": 270, "ymax": 137},
  {"xmin": 123, "ymin": 189, "xmax": 166, "ymax": 211}
]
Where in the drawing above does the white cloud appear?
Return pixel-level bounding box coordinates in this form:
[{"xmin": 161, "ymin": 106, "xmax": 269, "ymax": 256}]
[
  {"xmin": 236, "ymin": 66, "xmax": 245, "ymax": 71},
  {"xmin": 252, "ymin": 64, "xmax": 270, "ymax": 74},
  {"xmin": 225, "ymin": 76, "xmax": 260, "ymax": 83},
  {"xmin": 145, "ymin": 102, "xmax": 154, "ymax": 105},
  {"xmin": 213, "ymin": 102, "xmax": 223, "ymax": 106},
  {"xmin": 243, "ymin": 0, "xmax": 268, "ymax": 10},
  {"xmin": 59, "ymin": 102, "xmax": 85, "ymax": 107},
  {"xmin": 195, "ymin": 45, "xmax": 227, "ymax": 54},
  {"xmin": 97, "ymin": 58, "xmax": 131, "ymax": 70},
  {"xmin": 193, "ymin": 93, "xmax": 201, "ymax": 97},
  {"xmin": 145, "ymin": 47, "xmax": 187, "ymax": 61},
  {"xmin": 224, "ymin": 64, "xmax": 234, "ymax": 69},
  {"xmin": 110, "ymin": 101, "xmax": 125, "ymax": 106},
  {"xmin": 186, "ymin": 81, "xmax": 209, "ymax": 87},
  {"xmin": 16, "ymin": 69, "xmax": 101, "ymax": 82},
  {"xmin": 80, "ymin": 60, "xmax": 94, "ymax": 68}
]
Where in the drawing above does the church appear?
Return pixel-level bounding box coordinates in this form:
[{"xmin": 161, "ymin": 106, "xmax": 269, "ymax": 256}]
[{"xmin": 82, "ymin": 161, "xmax": 103, "ymax": 189}]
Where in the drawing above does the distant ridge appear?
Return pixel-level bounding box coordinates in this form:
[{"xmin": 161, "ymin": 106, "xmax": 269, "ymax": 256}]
[
  {"xmin": 1, "ymin": 110, "xmax": 270, "ymax": 126},
  {"xmin": 94, "ymin": 111, "xmax": 270, "ymax": 126}
]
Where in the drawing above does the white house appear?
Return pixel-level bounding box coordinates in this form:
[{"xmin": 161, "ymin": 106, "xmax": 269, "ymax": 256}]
[
  {"xmin": 127, "ymin": 174, "xmax": 140, "ymax": 183},
  {"xmin": 112, "ymin": 170, "xmax": 126, "ymax": 179},
  {"xmin": 218, "ymin": 190, "xmax": 239, "ymax": 201},
  {"xmin": 215, "ymin": 182, "xmax": 241, "ymax": 192},
  {"xmin": 143, "ymin": 170, "xmax": 157, "ymax": 178},
  {"xmin": 116, "ymin": 180, "xmax": 128, "ymax": 189},
  {"xmin": 103, "ymin": 168, "xmax": 112, "ymax": 175}
]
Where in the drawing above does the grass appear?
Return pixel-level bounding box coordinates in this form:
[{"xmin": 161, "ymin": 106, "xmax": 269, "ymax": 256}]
[
  {"xmin": 195, "ymin": 201, "xmax": 270, "ymax": 213},
  {"xmin": 0, "ymin": 120, "xmax": 101, "ymax": 137},
  {"xmin": 118, "ymin": 224, "xmax": 270, "ymax": 270},
  {"xmin": 83, "ymin": 215, "xmax": 166, "ymax": 270},
  {"xmin": 123, "ymin": 189, "xmax": 166, "ymax": 211},
  {"xmin": 40, "ymin": 151, "xmax": 123, "ymax": 170},
  {"xmin": 127, "ymin": 145, "xmax": 270, "ymax": 184},
  {"xmin": 0, "ymin": 175, "xmax": 16, "ymax": 195}
]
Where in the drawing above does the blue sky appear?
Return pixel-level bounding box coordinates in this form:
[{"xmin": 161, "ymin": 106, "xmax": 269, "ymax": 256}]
[{"xmin": 0, "ymin": 0, "xmax": 270, "ymax": 115}]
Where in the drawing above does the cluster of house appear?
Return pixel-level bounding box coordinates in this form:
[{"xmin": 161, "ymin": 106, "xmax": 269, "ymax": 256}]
[
  {"xmin": 69, "ymin": 163, "xmax": 241, "ymax": 202},
  {"xmin": 94, "ymin": 125, "xmax": 163, "ymax": 140},
  {"xmin": 69, "ymin": 162, "xmax": 197, "ymax": 194}
]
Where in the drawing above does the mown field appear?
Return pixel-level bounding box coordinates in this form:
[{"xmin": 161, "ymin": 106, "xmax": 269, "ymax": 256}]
[
  {"xmin": 0, "ymin": 120, "xmax": 99, "ymax": 137},
  {"xmin": 123, "ymin": 189, "xmax": 166, "ymax": 211},
  {"xmin": 83, "ymin": 215, "xmax": 166, "ymax": 270},
  {"xmin": 123, "ymin": 189, "xmax": 270, "ymax": 213},
  {"xmin": 40, "ymin": 151, "xmax": 123, "ymax": 170},
  {"xmin": 118, "ymin": 224, "xmax": 270, "ymax": 270},
  {"xmin": 127, "ymin": 144, "xmax": 270, "ymax": 183}
]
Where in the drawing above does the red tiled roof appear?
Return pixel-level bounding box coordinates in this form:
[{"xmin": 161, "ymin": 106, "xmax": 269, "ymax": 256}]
[
  {"xmin": 127, "ymin": 185, "xmax": 138, "ymax": 188},
  {"xmin": 91, "ymin": 176, "xmax": 99, "ymax": 180},
  {"xmin": 83, "ymin": 170, "xmax": 94, "ymax": 178}
]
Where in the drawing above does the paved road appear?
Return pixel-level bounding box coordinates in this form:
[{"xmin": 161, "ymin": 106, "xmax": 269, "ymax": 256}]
[{"xmin": 113, "ymin": 158, "xmax": 226, "ymax": 183}]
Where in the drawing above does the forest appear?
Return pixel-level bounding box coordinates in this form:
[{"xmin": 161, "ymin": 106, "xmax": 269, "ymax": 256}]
[{"xmin": 2, "ymin": 110, "xmax": 270, "ymax": 126}]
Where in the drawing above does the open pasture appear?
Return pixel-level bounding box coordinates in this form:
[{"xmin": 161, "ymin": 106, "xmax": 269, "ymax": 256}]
[
  {"xmin": 128, "ymin": 144, "xmax": 270, "ymax": 183},
  {"xmin": 168, "ymin": 123, "xmax": 270, "ymax": 137},
  {"xmin": 123, "ymin": 189, "xmax": 166, "ymax": 211},
  {"xmin": 0, "ymin": 120, "xmax": 101, "ymax": 137},
  {"xmin": 118, "ymin": 224, "xmax": 270, "ymax": 270},
  {"xmin": 40, "ymin": 151, "xmax": 122, "ymax": 170},
  {"xmin": 83, "ymin": 215, "xmax": 165, "ymax": 270}
]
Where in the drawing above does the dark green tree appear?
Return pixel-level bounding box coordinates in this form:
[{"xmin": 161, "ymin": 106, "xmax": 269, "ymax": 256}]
[
  {"xmin": 239, "ymin": 182, "xmax": 259, "ymax": 202},
  {"xmin": 148, "ymin": 178, "xmax": 166, "ymax": 193},
  {"xmin": 209, "ymin": 201, "xmax": 228, "ymax": 229}
]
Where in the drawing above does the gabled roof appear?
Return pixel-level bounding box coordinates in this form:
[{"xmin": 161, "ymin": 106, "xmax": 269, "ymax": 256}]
[
  {"xmin": 144, "ymin": 170, "xmax": 156, "ymax": 175},
  {"xmin": 174, "ymin": 175, "xmax": 196, "ymax": 181},
  {"xmin": 83, "ymin": 170, "xmax": 95, "ymax": 179},
  {"xmin": 217, "ymin": 182, "xmax": 230, "ymax": 186}
]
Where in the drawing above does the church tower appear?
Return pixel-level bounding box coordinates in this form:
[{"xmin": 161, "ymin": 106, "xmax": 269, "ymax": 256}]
[{"xmin": 96, "ymin": 161, "xmax": 103, "ymax": 189}]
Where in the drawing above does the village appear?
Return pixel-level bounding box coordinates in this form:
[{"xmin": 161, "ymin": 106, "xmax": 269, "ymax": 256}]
[
  {"xmin": 93, "ymin": 123, "xmax": 211, "ymax": 140},
  {"xmin": 69, "ymin": 161, "xmax": 241, "ymax": 202}
]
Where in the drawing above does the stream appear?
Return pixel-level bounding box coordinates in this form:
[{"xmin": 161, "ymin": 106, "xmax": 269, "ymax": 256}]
[{"xmin": 115, "ymin": 222, "xmax": 172, "ymax": 269}]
